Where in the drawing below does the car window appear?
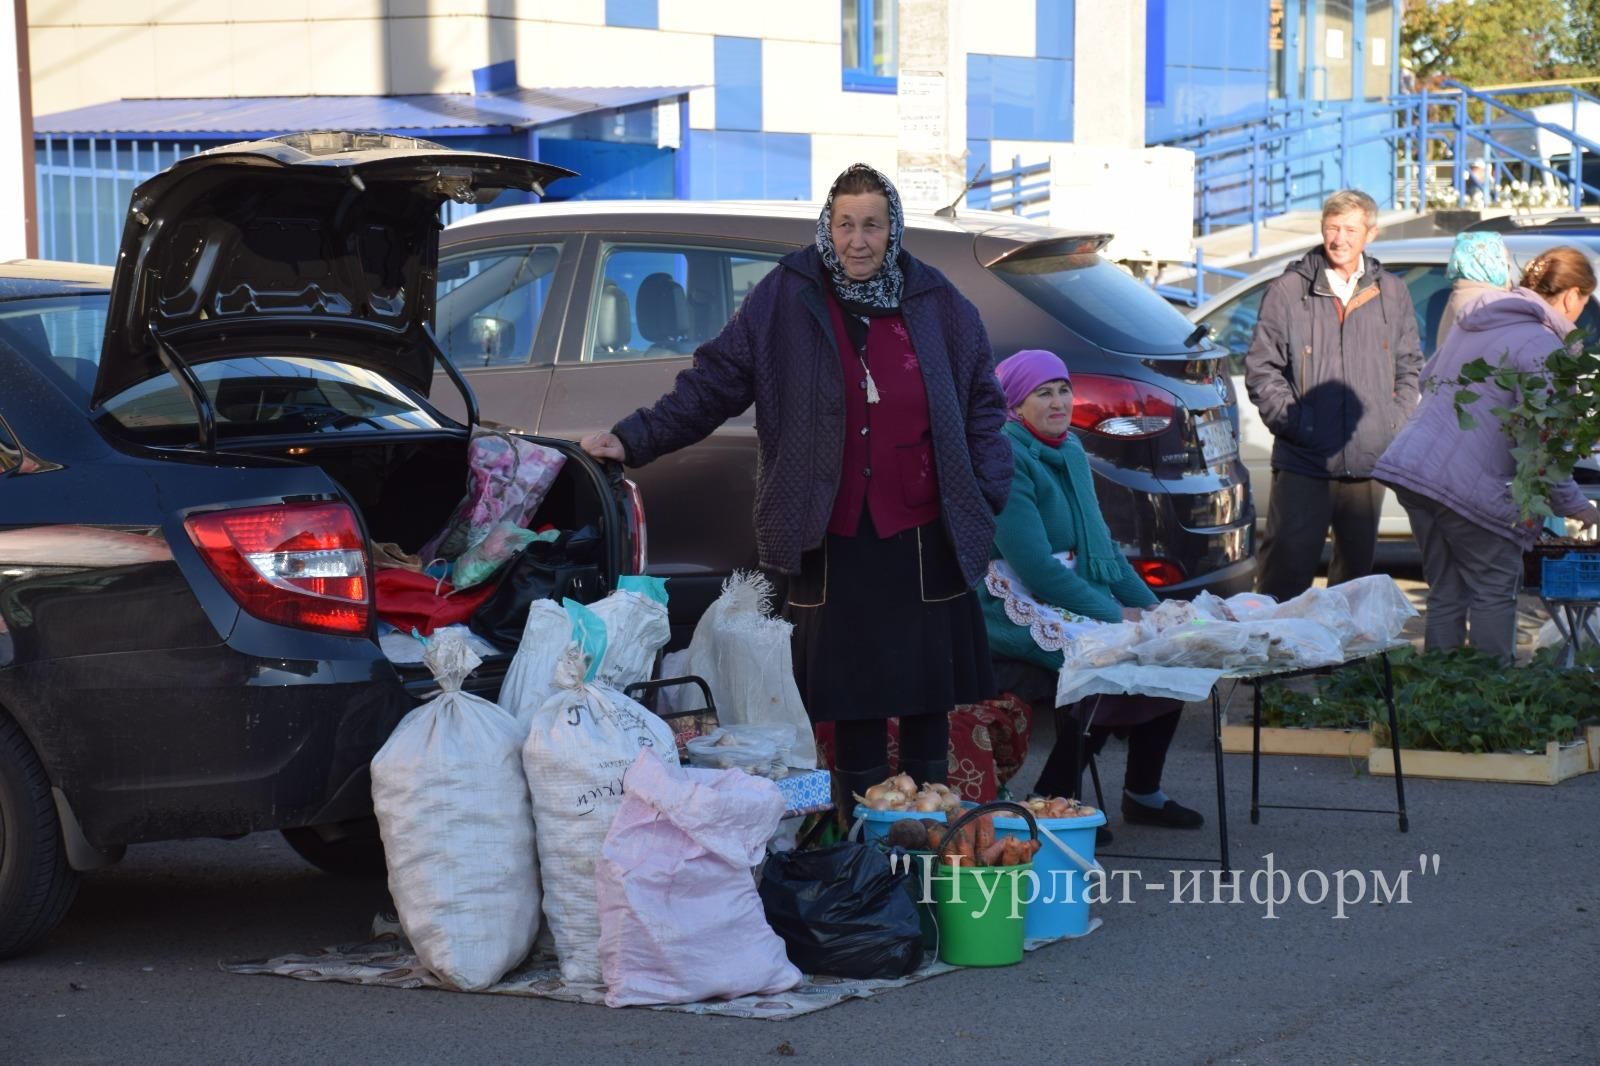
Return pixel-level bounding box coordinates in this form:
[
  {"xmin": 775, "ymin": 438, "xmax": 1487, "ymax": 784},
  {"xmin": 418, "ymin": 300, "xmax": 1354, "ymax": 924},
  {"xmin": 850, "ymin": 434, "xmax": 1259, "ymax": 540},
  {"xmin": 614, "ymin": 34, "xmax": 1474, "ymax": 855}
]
[
  {"xmin": 0, "ymin": 294, "xmax": 110, "ymax": 398},
  {"xmin": 435, "ymin": 243, "xmax": 564, "ymax": 368},
  {"xmin": 1388, "ymin": 264, "xmax": 1452, "ymax": 355},
  {"xmin": 583, "ymin": 243, "xmax": 782, "ymax": 363},
  {"xmin": 990, "ymin": 252, "xmax": 1204, "ymax": 355},
  {"xmin": 1198, "ymin": 285, "xmax": 1266, "ymax": 375},
  {"xmin": 101, "ymin": 357, "xmax": 452, "ymax": 442}
]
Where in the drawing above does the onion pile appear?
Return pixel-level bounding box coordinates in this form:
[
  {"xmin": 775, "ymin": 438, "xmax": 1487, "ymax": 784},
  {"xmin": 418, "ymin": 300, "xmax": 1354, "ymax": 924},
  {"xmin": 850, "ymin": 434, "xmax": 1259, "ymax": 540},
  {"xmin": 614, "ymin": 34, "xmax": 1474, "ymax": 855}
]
[
  {"xmin": 854, "ymin": 774, "xmax": 964, "ymax": 814},
  {"xmin": 1019, "ymin": 795, "xmax": 1098, "ymax": 819}
]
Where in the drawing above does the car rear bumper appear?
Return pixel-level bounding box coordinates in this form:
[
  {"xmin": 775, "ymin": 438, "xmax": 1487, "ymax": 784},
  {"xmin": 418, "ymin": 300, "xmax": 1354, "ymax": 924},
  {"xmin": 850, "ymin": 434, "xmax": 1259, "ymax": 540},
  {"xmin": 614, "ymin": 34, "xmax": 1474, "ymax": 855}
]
[{"xmin": 7, "ymin": 643, "xmax": 513, "ymax": 848}]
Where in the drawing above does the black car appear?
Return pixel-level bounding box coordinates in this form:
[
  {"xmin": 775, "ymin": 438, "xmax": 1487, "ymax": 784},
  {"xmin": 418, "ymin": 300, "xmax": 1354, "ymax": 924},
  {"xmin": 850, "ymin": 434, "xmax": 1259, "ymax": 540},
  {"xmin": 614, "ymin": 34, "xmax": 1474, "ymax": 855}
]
[
  {"xmin": 431, "ymin": 201, "xmax": 1256, "ymax": 634},
  {"xmin": 0, "ymin": 134, "xmax": 640, "ymax": 957}
]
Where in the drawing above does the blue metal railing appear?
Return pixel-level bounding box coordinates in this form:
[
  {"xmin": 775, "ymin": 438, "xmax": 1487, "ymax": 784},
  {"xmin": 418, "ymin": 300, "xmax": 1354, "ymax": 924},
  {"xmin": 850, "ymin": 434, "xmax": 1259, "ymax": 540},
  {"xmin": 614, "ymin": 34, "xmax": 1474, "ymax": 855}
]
[
  {"xmin": 969, "ymin": 155, "xmax": 1050, "ymax": 218},
  {"xmin": 1154, "ymin": 80, "xmax": 1600, "ymax": 307},
  {"xmin": 1150, "ymin": 248, "xmax": 1249, "ymax": 308}
]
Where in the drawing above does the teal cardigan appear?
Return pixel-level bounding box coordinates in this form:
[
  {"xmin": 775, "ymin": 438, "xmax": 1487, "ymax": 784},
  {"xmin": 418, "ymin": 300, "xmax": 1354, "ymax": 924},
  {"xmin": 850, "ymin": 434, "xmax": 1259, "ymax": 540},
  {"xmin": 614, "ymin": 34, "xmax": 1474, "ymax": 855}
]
[{"xmin": 979, "ymin": 422, "xmax": 1157, "ymax": 670}]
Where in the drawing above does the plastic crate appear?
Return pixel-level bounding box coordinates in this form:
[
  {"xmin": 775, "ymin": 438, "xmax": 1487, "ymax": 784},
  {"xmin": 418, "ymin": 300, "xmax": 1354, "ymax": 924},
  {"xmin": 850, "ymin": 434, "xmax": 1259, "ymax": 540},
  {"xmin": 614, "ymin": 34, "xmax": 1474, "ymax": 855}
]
[{"xmin": 1540, "ymin": 553, "xmax": 1600, "ymax": 601}]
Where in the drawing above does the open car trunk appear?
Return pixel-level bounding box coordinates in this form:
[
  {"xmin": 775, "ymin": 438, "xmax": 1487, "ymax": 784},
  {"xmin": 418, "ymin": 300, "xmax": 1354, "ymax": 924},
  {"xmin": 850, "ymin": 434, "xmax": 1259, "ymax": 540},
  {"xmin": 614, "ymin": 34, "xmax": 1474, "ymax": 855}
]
[{"xmin": 221, "ymin": 429, "xmax": 632, "ymax": 694}]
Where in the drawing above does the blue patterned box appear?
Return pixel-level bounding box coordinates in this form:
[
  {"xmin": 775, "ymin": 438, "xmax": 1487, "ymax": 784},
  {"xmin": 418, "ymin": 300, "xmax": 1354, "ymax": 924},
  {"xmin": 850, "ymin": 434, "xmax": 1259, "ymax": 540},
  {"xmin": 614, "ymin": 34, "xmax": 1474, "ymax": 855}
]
[{"xmin": 776, "ymin": 769, "xmax": 833, "ymax": 816}]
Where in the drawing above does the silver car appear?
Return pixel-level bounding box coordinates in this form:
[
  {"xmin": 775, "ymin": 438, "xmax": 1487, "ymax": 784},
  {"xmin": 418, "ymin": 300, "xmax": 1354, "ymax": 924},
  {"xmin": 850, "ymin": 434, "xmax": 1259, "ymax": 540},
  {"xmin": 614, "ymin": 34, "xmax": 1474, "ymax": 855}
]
[{"xmin": 1189, "ymin": 231, "xmax": 1600, "ymax": 554}]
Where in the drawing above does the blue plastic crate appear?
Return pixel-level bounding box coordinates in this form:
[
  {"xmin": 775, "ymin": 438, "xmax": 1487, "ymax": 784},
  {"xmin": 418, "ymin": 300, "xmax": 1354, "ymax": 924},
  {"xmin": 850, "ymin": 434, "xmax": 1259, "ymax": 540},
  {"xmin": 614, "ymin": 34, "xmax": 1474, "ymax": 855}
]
[{"xmin": 1541, "ymin": 553, "xmax": 1600, "ymax": 601}]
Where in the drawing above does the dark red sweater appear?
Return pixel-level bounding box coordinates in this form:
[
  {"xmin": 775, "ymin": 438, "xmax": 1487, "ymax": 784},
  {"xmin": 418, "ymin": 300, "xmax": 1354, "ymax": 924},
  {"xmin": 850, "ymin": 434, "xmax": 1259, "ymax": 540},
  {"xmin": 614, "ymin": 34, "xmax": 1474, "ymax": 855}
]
[{"xmin": 824, "ymin": 291, "xmax": 941, "ymax": 537}]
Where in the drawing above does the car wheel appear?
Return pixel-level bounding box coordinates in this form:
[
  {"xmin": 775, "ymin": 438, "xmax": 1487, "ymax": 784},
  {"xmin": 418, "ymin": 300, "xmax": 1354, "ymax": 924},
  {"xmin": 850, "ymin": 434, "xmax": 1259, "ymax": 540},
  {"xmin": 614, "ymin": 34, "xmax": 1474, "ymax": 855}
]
[
  {"xmin": 0, "ymin": 713, "xmax": 80, "ymax": 959},
  {"xmin": 281, "ymin": 818, "xmax": 388, "ymax": 879}
]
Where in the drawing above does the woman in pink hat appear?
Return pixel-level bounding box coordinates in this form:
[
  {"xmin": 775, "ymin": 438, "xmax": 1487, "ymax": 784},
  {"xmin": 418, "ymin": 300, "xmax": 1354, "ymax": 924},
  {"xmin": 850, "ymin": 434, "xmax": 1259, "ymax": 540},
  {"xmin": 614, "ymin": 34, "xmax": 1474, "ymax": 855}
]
[{"xmin": 980, "ymin": 349, "xmax": 1202, "ymax": 842}]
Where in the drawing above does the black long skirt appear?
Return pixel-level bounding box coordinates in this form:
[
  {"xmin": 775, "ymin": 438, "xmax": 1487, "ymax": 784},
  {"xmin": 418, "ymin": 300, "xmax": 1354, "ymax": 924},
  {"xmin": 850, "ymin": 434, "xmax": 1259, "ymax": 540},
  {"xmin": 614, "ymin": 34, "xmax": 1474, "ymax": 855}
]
[{"xmin": 783, "ymin": 516, "xmax": 994, "ymax": 723}]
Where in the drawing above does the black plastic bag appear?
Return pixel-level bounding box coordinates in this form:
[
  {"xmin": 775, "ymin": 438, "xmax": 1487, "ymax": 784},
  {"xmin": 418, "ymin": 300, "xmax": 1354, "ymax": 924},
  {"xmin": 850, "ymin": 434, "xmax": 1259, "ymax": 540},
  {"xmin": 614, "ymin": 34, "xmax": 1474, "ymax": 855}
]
[
  {"xmin": 468, "ymin": 527, "xmax": 605, "ymax": 648},
  {"xmin": 758, "ymin": 842, "xmax": 924, "ymax": 979}
]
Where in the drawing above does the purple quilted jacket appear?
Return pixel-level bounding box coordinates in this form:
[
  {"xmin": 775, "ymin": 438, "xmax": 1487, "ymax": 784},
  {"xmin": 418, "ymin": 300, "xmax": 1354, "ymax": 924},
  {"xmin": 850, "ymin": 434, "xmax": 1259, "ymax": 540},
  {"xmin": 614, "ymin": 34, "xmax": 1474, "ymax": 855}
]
[
  {"xmin": 1374, "ymin": 288, "xmax": 1589, "ymax": 548},
  {"xmin": 612, "ymin": 245, "xmax": 1012, "ymax": 584}
]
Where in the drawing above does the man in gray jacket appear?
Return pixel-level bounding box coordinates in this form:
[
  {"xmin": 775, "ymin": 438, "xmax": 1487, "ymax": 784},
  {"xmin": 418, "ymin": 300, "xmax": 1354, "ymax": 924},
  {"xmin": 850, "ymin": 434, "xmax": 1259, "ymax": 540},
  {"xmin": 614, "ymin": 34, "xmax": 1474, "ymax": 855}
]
[{"xmin": 1244, "ymin": 189, "xmax": 1423, "ymax": 599}]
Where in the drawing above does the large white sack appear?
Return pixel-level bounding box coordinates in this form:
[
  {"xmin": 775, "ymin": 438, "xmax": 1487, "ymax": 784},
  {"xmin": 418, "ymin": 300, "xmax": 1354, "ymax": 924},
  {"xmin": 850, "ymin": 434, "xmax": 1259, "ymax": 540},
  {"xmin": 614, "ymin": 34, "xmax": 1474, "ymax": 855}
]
[
  {"xmin": 1325, "ymin": 575, "xmax": 1418, "ymax": 648},
  {"xmin": 494, "ymin": 599, "xmax": 570, "ymax": 730},
  {"xmin": 370, "ymin": 631, "xmax": 540, "ymax": 992},
  {"xmin": 681, "ymin": 571, "xmax": 817, "ymax": 768},
  {"xmin": 523, "ymin": 645, "xmax": 678, "ymax": 986},
  {"xmin": 597, "ymin": 749, "xmax": 801, "ymax": 1007},
  {"xmin": 588, "ymin": 589, "xmax": 671, "ymax": 690}
]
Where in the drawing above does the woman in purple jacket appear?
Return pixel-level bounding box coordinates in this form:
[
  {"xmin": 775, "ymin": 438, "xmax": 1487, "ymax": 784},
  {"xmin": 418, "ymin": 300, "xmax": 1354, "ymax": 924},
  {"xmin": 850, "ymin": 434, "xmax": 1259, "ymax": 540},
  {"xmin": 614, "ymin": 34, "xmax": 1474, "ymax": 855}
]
[
  {"xmin": 1375, "ymin": 247, "xmax": 1600, "ymax": 661},
  {"xmin": 581, "ymin": 164, "xmax": 1012, "ymax": 797}
]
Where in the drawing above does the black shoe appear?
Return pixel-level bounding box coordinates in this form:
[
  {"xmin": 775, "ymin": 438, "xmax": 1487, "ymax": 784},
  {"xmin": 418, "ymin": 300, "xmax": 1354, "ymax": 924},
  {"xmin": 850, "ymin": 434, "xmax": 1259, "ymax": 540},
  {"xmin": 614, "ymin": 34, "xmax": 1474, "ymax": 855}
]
[
  {"xmin": 1095, "ymin": 825, "xmax": 1113, "ymax": 848},
  {"xmin": 1121, "ymin": 796, "xmax": 1205, "ymax": 829}
]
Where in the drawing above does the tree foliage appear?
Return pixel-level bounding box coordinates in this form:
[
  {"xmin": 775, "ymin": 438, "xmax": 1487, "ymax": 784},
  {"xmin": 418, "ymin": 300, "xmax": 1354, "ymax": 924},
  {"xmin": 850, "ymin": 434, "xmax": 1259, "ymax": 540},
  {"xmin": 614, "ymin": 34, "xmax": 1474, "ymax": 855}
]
[{"xmin": 1402, "ymin": 0, "xmax": 1582, "ymax": 88}]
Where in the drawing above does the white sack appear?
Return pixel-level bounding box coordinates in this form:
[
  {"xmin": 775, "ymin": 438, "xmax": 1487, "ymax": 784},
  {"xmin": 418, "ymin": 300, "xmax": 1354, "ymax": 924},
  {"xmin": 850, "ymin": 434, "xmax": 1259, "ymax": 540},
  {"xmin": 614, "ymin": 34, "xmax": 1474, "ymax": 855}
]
[
  {"xmin": 597, "ymin": 749, "xmax": 801, "ymax": 1007},
  {"xmin": 1135, "ymin": 620, "xmax": 1272, "ymax": 668},
  {"xmin": 1325, "ymin": 574, "xmax": 1418, "ymax": 648},
  {"xmin": 523, "ymin": 645, "xmax": 678, "ymax": 986},
  {"xmin": 370, "ymin": 631, "xmax": 540, "ymax": 992},
  {"xmin": 1256, "ymin": 618, "xmax": 1348, "ymax": 669},
  {"xmin": 498, "ymin": 599, "xmax": 572, "ymax": 730},
  {"xmin": 681, "ymin": 571, "xmax": 817, "ymax": 768},
  {"xmin": 588, "ymin": 589, "xmax": 672, "ymax": 691}
]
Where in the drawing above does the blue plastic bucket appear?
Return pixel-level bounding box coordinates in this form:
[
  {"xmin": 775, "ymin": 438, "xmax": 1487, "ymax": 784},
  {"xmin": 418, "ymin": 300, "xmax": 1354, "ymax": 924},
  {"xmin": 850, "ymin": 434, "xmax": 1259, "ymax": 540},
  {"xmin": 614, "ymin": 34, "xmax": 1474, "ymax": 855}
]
[
  {"xmin": 994, "ymin": 809, "xmax": 1107, "ymax": 940},
  {"xmin": 853, "ymin": 801, "xmax": 973, "ymax": 844}
]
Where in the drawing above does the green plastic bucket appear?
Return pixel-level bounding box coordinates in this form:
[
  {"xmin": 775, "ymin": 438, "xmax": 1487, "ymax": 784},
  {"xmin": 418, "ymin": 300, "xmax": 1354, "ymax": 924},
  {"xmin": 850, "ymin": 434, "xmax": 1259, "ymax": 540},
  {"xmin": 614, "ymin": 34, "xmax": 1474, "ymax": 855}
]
[{"xmin": 928, "ymin": 802, "xmax": 1038, "ymax": 967}]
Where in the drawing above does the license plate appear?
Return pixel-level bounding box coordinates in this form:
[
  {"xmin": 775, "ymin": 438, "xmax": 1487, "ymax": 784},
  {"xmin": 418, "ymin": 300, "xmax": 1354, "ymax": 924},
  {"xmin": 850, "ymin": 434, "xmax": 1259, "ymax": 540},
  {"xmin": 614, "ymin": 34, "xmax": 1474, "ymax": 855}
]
[{"xmin": 1199, "ymin": 416, "xmax": 1238, "ymax": 466}]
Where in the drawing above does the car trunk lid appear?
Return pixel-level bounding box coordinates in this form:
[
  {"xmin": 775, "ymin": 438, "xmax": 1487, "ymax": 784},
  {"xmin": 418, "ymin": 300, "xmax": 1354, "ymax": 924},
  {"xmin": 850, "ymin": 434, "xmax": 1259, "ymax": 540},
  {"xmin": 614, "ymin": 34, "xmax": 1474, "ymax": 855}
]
[{"xmin": 93, "ymin": 131, "xmax": 573, "ymax": 412}]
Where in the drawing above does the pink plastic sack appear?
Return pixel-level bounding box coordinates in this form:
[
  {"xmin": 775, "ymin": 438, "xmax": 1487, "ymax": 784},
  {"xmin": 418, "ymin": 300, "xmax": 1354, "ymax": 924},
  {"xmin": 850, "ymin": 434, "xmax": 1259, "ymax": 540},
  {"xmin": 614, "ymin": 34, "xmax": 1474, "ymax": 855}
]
[{"xmin": 597, "ymin": 749, "xmax": 801, "ymax": 1007}]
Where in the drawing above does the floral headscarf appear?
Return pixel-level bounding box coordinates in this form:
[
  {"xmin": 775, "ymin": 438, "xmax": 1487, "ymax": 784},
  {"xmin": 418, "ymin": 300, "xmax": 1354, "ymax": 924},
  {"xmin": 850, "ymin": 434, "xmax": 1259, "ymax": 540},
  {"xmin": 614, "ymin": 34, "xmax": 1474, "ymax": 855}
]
[
  {"xmin": 1446, "ymin": 231, "xmax": 1512, "ymax": 288},
  {"xmin": 815, "ymin": 163, "xmax": 905, "ymax": 311}
]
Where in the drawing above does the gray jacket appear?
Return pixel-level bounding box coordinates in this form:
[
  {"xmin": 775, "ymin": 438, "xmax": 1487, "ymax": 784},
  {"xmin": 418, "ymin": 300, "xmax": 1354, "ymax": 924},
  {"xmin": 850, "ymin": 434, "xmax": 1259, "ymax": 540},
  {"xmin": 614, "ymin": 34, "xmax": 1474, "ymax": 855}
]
[{"xmin": 1244, "ymin": 248, "xmax": 1424, "ymax": 479}]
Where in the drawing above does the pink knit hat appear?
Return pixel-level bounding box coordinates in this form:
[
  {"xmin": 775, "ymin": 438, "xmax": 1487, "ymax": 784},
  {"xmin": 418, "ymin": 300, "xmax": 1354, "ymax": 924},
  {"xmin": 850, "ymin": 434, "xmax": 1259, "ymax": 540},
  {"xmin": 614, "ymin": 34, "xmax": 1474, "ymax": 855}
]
[{"xmin": 996, "ymin": 349, "xmax": 1071, "ymax": 413}]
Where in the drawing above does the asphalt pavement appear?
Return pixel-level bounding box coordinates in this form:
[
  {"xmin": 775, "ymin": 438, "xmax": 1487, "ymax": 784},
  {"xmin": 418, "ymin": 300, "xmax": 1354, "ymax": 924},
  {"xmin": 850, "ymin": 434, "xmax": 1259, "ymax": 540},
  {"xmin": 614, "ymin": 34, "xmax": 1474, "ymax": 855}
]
[{"xmin": 4, "ymin": 679, "xmax": 1597, "ymax": 1065}]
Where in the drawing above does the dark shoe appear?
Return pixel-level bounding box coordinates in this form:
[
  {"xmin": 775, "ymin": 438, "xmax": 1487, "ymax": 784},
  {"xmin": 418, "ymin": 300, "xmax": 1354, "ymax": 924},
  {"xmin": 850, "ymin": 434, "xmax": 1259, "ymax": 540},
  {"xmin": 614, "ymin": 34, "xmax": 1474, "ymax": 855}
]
[
  {"xmin": 1121, "ymin": 796, "xmax": 1205, "ymax": 829},
  {"xmin": 1095, "ymin": 825, "xmax": 1113, "ymax": 848}
]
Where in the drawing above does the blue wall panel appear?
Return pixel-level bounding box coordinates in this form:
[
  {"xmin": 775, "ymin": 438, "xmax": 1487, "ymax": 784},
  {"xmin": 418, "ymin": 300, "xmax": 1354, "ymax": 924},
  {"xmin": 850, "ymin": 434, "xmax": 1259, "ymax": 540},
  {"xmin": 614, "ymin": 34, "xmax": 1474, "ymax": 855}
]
[
  {"xmin": 535, "ymin": 139, "xmax": 676, "ymax": 200},
  {"xmin": 1145, "ymin": 0, "xmax": 1270, "ymax": 143},
  {"xmin": 967, "ymin": 54, "xmax": 1072, "ymax": 143},
  {"xmin": 605, "ymin": 0, "xmax": 657, "ymax": 29},
  {"xmin": 1035, "ymin": 0, "xmax": 1074, "ymax": 59},
  {"xmin": 714, "ymin": 36, "xmax": 763, "ymax": 132},
  {"xmin": 686, "ymin": 130, "xmax": 811, "ymax": 200},
  {"xmin": 1145, "ymin": 0, "xmax": 1166, "ymax": 104}
]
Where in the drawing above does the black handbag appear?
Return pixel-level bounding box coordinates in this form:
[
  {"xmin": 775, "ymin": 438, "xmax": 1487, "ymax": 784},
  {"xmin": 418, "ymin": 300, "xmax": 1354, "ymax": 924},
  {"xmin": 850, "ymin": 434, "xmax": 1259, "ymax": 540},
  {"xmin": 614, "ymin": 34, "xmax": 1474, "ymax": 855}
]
[{"xmin": 467, "ymin": 527, "xmax": 606, "ymax": 648}]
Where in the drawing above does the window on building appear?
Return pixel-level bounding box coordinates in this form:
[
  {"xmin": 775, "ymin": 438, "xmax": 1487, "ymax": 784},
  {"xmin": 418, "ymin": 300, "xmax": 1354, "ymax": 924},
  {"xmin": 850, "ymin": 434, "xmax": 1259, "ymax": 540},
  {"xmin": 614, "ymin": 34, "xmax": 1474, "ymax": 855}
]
[
  {"xmin": 435, "ymin": 244, "xmax": 567, "ymax": 368},
  {"xmin": 584, "ymin": 243, "xmax": 782, "ymax": 362},
  {"xmin": 1312, "ymin": 0, "xmax": 1355, "ymax": 101},
  {"xmin": 1364, "ymin": 0, "xmax": 1393, "ymax": 99},
  {"xmin": 842, "ymin": 0, "xmax": 898, "ymax": 93}
]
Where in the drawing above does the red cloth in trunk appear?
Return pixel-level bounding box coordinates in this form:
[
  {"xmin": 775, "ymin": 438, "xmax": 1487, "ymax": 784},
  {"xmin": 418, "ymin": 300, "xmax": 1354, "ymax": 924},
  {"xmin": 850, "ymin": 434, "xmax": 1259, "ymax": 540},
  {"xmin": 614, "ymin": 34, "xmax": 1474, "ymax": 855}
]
[{"xmin": 375, "ymin": 568, "xmax": 498, "ymax": 636}]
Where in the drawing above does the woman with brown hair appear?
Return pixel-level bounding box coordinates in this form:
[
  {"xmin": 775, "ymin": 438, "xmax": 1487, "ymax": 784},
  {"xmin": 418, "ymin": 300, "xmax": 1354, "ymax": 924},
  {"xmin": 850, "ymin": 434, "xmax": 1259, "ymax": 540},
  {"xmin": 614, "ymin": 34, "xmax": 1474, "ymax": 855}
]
[
  {"xmin": 580, "ymin": 164, "xmax": 1013, "ymax": 797},
  {"xmin": 1376, "ymin": 246, "xmax": 1600, "ymax": 660}
]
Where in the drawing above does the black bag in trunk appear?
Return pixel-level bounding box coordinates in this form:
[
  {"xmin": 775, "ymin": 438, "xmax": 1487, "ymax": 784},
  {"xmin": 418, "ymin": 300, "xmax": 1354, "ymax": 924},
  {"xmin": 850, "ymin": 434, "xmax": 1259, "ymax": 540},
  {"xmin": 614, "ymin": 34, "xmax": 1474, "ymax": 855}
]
[{"xmin": 468, "ymin": 527, "xmax": 607, "ymax": 648}]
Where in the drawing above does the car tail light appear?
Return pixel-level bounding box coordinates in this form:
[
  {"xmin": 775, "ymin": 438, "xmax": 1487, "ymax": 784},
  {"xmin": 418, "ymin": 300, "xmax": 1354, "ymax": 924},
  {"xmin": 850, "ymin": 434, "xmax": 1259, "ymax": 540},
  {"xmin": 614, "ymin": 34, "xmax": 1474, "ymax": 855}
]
[
  {"xmin": 184, "ymin": 502, "xmax": 370, "ymax": 635},
  {"xmin": 1070, "ymin": 374, "xmax": 1177, "ymax": 438},
  {"xmin": 1132, "ymin": 558, "xmax": 1186, "ymax": 588},
  {"xmin": 622, "ymin": 476, "xmax": 648, "ymax": 574}
]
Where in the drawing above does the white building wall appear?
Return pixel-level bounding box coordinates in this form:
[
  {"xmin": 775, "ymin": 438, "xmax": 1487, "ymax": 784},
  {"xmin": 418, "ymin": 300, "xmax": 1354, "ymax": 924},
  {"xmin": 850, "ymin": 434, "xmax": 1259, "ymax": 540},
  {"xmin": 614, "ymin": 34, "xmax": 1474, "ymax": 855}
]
[{"xmin": 959, "ymin": 0, "xmax": 1033, "ymax": 57}]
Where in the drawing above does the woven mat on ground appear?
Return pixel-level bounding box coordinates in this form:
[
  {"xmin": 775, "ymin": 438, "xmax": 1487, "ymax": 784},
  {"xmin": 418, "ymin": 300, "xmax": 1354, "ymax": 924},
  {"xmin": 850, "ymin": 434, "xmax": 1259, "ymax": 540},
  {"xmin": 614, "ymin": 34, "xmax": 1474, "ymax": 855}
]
[{"xmin": 224, "ymin": 921, "xmax": 1099, "ymax": 1021}]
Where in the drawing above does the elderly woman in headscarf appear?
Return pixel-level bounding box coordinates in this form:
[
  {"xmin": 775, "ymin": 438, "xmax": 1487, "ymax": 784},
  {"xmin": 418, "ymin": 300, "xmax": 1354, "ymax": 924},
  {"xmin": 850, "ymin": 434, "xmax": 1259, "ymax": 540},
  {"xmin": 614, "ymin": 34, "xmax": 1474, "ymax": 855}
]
[
  {"xmin": 981, "ymin": 349, "xmax": 1203, "ymax": 842},
  {"xmin": 1435, "ymin": 230, "xmax": 1514, "ymax": 350},
  {"xmin": 581, "ymin": 163, "xmax": 1013, "ymax": 798}
]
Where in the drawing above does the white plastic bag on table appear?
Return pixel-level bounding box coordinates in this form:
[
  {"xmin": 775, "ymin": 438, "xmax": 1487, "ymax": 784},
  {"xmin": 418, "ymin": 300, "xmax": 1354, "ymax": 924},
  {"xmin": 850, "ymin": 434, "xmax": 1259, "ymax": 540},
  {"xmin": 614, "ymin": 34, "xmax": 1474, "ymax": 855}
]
[
  {"xmin": 681, "ymin": 571, "xmax": 817, "ymax": 768},
  {"xmin": 597, "ymin": 748, "xmax": 801, "ymax": 1007},
  {"xmin": 523, "ymin": 644, "xmax": 678, "ymax": 986},
  {"xmin": 1326, "ymin": 574, "xmax": 1418, "ymax": 648},
  {"xmin": 1135, "ymin": 619, "xmax": 1271, "ymax": 668},
  {"xmin": 588, "ymin": 588, "xmax": 671, "ymax": 691},
  {"xmin": 1222, "ymin": 591, "xmax": 1280, "ymax": 620},
  {"xmin": 1262, "ymin": 586, "xmax": 1360, "ymax": 646},
  {"xmin": 498, "ymin": 599, "xmax": 572, "ymax": 730},
  {"xmin": 684, "ymin": 725, "xmax": 790, "ymax": 778},
  {"xmin": 370, "ymin": 631, "xmax": 540, "ymax": 992},
  {"xmin": 1062, "ymin": 621, "xmax": 1142, "ymax": 669},
  {"xmin": 1255, "ymin": 618, "xmax": 1346, "ymax": 669}
]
